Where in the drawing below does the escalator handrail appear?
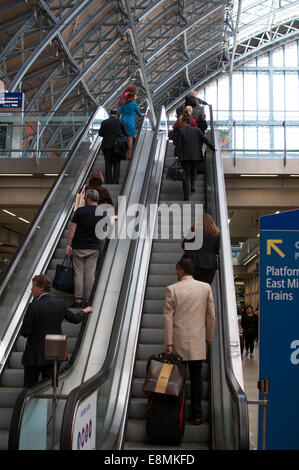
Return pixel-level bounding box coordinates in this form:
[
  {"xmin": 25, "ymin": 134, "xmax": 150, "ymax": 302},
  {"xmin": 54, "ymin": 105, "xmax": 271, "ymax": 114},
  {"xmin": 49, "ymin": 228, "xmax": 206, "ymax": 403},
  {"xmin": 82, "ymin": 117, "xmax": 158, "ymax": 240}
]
[
  {"xmin": 0, "ymin": 108, "xmax": 104, "ymax": 297},
  {"xmin": 0, "ymin": 108, "xmax": 108, "ymax": 375},
  {"xmin": 208, "ymin": 105, "xmax": 249, "ymax": 449},
  {"xmin": 60, "ymin": 107, "xmax": 164, "ymax": 450}
]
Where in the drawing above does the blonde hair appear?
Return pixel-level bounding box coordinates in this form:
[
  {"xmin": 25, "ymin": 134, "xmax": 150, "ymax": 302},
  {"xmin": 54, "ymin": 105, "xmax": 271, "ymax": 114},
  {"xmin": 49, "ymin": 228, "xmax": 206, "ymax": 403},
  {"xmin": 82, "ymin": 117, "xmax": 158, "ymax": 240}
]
[{"xmin": 184, "ymin": 106, "xmax": 193, "ymax": 116}]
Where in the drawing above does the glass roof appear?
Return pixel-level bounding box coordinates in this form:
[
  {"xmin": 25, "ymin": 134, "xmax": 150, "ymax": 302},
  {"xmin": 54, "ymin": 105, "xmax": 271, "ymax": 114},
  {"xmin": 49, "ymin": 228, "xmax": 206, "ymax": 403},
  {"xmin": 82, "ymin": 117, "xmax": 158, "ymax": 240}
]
[{"xmin": 231, "ymin": 0, "xmax": 299, "ymax": 44}]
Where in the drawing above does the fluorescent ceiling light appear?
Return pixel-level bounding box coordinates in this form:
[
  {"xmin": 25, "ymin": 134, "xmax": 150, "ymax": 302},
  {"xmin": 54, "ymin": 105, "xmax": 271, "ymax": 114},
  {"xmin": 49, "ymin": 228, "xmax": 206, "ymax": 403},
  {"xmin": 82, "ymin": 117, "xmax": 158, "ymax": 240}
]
[
  {"xmin": 3, "ymin": 209, "xmax": 16, "ymax": 217},
  {"xmin": 240, "ymin": 174, "xmax": 279, "ymax": 177},
  {"xmin": 43, "ymin": 174, "xmax": 59, "ymax": 176},
  {"xmin": 18, "ymin": 217, "xmax": 30, "ymax": 223},
  {"xmin": 289, "ymin": 175, "xmax": 299, "ymax": 177},
  {"xmin": 0, "ymin": 174, "xmax": 34, "ymax": 176}
]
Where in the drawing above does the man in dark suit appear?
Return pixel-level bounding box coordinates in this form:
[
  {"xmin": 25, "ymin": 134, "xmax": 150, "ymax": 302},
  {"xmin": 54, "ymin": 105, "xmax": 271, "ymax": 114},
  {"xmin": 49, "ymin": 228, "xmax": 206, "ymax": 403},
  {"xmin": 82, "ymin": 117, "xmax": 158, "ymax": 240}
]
[
  {"xmin": 177, "ymin": 115, "xmax": 215, "ymax": 201},
  {"xmin": 20, "ymin": 274, "xmax": 92, "ymax": 388},
  {"xmin": 98, "ymin": 108, "xmax": 128, "ymax": 184}
]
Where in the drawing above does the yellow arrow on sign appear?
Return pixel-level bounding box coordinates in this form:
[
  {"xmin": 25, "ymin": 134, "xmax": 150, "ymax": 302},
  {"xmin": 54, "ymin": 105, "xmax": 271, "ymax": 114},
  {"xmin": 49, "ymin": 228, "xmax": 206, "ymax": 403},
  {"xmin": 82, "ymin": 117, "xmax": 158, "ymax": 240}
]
[{"xmin": 267, "ymin": 239, "xmax": 285, "ymax": 258}]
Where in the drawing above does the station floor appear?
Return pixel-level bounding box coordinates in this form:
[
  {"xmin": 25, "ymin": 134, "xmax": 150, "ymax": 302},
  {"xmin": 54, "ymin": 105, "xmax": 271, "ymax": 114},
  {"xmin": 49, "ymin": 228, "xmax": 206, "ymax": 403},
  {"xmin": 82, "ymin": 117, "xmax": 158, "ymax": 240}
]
[{"xmin": 242, "ymin": 342, "xmax": 260, "ymax": 450}]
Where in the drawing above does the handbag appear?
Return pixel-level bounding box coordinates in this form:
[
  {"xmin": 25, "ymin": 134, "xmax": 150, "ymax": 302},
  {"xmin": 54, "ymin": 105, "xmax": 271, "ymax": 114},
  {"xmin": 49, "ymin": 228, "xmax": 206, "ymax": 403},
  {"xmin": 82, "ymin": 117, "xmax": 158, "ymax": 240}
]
[
  {"xmin": 73, "ymin": 185, "xmax": 86, "ymax": 212},
  {"xmin": 112, "ymin": 141, "xmax": 128, "ymax": 160},
  {"xmin": 112, "ymin": 119, "xmax": 128, "ymax": 160},
  {"xmin": 166, "ymin": 159, "xmax": 185, "ymax": 181},
  {"xmin": 143, "ymin": 353, "xmax": 186, "ymax": 397},
  {"xmin": 52, "ymin": 256, "xmax": 74, "ymax": 294}
]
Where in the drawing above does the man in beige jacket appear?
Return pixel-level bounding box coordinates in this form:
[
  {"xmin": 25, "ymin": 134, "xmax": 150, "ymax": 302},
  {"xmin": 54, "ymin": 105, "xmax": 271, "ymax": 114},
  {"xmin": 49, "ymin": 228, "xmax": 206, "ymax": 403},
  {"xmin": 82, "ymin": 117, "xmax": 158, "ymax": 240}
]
[{"xmin": 163, "ymin": 257, "xmax": 215, "ymax": 425}]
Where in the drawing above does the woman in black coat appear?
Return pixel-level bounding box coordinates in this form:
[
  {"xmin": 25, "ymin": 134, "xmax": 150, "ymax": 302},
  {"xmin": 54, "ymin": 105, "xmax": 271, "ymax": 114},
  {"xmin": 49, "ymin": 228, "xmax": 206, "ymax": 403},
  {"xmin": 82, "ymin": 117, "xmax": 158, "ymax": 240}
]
[
  {"xmin": 182, "ymin": 213, "xmax": 220, "ymax": 285},
  {"xmin": 241, "ymin": 305, "xmax": 259, "ymax": 358}
]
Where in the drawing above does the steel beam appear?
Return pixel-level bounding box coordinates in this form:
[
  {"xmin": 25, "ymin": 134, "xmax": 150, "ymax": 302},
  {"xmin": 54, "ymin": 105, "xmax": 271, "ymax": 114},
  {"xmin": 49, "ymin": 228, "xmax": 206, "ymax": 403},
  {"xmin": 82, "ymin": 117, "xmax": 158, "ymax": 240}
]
[{"xmin": 121, "ymin": 0, "xmax": 156, "ymax": 122}]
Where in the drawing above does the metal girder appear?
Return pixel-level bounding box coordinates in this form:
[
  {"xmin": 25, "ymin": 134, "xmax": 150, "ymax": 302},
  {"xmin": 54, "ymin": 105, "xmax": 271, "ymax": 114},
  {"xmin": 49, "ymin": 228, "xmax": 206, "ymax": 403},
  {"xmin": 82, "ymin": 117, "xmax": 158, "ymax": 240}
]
[
  {"xmin": 8, "ymin": 0, "xmax": 93, "ymax": 92},
  {"xmin": 0, "ymin": 0, "xmax": 298, "ymax": 154},
  {"xmin": 120, "ymin": 0, "xmax": 155, "ymax": 121}
]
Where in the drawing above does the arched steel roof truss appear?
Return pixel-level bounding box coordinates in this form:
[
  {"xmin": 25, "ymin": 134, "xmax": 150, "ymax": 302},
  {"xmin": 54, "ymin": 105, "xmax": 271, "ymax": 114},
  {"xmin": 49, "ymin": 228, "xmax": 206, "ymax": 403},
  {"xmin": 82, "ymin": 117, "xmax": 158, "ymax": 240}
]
[{"xmin": 0, "ymin": 0, "xmax": 298, "ymax": 149}]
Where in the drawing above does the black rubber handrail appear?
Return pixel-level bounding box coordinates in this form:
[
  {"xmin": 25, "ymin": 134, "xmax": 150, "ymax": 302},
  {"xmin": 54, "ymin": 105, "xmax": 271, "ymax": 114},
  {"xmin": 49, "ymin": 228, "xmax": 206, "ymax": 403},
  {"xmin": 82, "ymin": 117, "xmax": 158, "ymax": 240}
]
[
  {"xmin": 60, "ymin": 107, "xmax": 163, "ymax": 450},
  {"xmin": 208, "ymin": 105, "xmax": 249, "ymax": 450}
]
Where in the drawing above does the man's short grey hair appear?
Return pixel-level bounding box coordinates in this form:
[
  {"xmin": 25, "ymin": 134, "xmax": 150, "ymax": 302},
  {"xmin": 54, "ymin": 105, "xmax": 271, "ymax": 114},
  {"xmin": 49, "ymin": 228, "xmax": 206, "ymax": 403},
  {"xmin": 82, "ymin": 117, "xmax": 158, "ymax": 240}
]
[{"xmin": 85, "ymin": 189, "xmax": 99, "ymax": 202}]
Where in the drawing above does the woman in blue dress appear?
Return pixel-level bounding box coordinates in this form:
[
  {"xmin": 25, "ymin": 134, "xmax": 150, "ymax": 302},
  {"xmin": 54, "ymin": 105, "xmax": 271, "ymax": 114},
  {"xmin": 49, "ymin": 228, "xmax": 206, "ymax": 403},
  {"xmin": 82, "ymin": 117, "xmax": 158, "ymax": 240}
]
[{"xmin": 118, "ymin": 92, "xmax": 143, "ymax": 160}]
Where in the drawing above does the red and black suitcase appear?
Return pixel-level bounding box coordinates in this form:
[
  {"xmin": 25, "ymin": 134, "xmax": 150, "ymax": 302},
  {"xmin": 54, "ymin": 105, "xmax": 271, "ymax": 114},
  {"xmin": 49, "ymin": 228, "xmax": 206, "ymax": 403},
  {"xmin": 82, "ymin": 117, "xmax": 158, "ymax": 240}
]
[{"xmin": 146, "ymin": 388, "xmax": 186, "ymax": 444}]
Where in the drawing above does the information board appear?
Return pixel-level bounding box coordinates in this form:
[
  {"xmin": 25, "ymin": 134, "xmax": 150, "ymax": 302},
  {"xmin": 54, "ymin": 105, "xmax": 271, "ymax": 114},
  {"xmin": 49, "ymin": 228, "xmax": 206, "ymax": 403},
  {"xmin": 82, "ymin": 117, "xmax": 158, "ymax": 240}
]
[
  {"xmin": 0, "ymin": 92, "xmax": 23, "ymax": 108},
  {"xmin": 259, "ymin": 209, "xmax": 299, "ymax": 449}
]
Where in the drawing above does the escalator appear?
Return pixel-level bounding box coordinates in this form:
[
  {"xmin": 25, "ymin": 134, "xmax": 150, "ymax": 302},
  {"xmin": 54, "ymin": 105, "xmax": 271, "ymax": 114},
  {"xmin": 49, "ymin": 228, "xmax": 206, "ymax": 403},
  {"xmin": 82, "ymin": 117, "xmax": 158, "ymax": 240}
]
[
  {"xmin": 9, "ymin": 106, "xmax": 249, "ymax": 450},
  {"xmin": 0, "ymin": 107, "xmax": 156, "ymax": 450},
  {"xmin": 57, "ymin": 106, "xmax": 248, "ymax": 451},
  {"xmin": 0, "ymin": 142, "xmax": 129, "ymax": 450},
  {"xmin": 7, "ymin": 107, "xmax": 157, "ymax": 450},
  {"xmin": 124, "ymin": 142, "xmax": 209, "ymax": 450}
]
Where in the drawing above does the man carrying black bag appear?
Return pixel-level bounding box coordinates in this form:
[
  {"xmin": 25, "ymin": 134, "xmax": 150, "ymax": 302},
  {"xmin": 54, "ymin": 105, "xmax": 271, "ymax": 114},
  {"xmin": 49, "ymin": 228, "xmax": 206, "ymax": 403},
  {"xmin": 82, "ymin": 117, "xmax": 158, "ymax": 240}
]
[
  {"xmin": 99, "ymin": 108, "xmax": 128, "ymax": 184},
  {"xmin": 20, "ymin": 274, "xmax": 92, "ymax": 388}
]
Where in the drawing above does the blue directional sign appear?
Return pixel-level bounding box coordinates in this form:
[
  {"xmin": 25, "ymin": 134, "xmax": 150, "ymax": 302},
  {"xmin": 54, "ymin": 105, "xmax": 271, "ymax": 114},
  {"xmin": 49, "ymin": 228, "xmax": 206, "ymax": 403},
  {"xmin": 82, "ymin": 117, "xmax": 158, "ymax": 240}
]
[
  {"xmin": 0, "ymin": 92, "xmax": 23, "ymax": 108},
  {"xmin": 259, "ymin": 209, "xmax": 299, "ymax": 449}
]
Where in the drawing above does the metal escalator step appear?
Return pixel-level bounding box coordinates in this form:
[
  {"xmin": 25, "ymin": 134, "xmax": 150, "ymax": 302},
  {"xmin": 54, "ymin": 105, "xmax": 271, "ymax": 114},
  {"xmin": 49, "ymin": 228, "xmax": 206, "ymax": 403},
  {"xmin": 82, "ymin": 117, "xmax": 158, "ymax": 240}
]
[
  {"xmin": 16, "ymin": 337, "xmax": 26, "ymax": 352},
  {"xmin": 1, "ymin": 369, "xmax": 24, "ymax": 388},
  {"xmin": 0, "ymin": 430, "xmax": 9, "ymax": 451},
  {"xmin": 159, "ymin": 194, "xmax": 205, "ymax": 203},
  {"xmin": 139, "ymin": 328, "xmax": 164, "ymax": 344},
  {"xmin": 0, "ymin": 388, "xmax": 21, "ymax": 408},
  {"xmin": 0, "ymin": 408, "xmax": 13, "ymax": 429},
  {"xmin": 150, "ymin": 237, "xmax": 184, "ymax": 244},
  {"xmin": 141, "ymin": 313, "xmax": 164, "ymax": 328},
  {"xmin": 136, "ymin": 344, "xmax": 164, "ymax": 361},
  {"xmin": 143, "ymin": 300, "xmax": 164, "ymax": 314},
  {"xmin": 8, "ymin": 352, "xmax": 23, "ymax": 369},
  {"xmin": 146, "ymin": 275, "xmax": 177, "ymax": 287},
  {"xmin": 150, "ymin": 253, "xmax": 182, "ymax": 264},
  {"xmin": 151, "ymin": 243, "xmax": 182, "ymax": 253},
  {"xmin": 149, "ymin": 263, "xmax": 175, "ymax": 275},
  {"xmin": 145, "ymin": 287, "xmax": 167, "ymax": 300}
]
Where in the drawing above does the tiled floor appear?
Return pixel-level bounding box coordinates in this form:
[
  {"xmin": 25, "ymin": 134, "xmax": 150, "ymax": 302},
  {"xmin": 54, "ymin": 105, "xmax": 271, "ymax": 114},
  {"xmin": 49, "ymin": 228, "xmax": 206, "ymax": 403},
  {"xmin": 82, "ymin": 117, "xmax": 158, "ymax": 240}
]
[{"xmin": 242, "ymin": 342, "xmax": 260, "ymax": 450}]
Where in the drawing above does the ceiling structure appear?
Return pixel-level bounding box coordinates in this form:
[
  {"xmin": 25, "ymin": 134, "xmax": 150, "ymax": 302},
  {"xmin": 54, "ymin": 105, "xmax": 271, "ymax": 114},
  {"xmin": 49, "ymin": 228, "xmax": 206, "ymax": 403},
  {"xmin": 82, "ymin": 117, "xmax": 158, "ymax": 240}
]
[
  {"xmin": 0, "ymin": 0, "xmax": 298, "ymax": 268},
  {"xmin": 1, "ymin": 0, "xmax": 299, "ymax": 120}
]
